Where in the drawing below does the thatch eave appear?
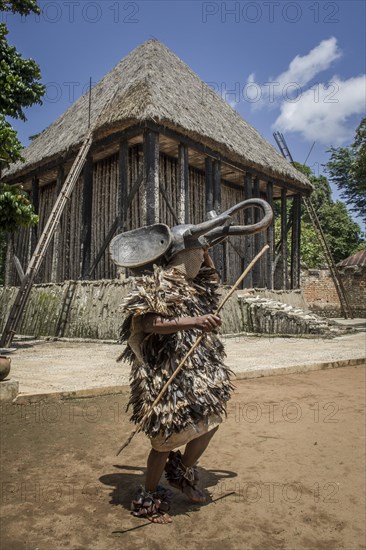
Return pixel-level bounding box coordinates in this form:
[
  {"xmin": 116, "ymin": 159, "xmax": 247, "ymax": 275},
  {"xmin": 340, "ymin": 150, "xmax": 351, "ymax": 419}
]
[
  {"xmin": 2, "ymin": 115, "xmax": 313, "ymax": 193},
  {"xmin": 151, "ymin": 117, "xmax": 313, "ymax": 192}
]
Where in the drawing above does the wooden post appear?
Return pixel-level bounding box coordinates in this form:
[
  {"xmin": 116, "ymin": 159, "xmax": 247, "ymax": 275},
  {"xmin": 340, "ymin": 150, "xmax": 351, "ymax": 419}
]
[
  {"xmin": 280, "ymin": 188, "xmax": 288, "ymax": 289},
  {"xmin": 80, "ymin": 154, "xmax": 93, "ymax": 278},
  {"xmin": 213, "ymin": 160, "xmax": 221, "ymax": 214},
  {"xmin": 178, "ymin": 144, "xmax": 189, "ymax": 223},
  {"xmin": 205, "ymin": 157, "xmax": 213, "ymax": 214},
  {"xmin": 253, "ymin": 176, "xmax": 262, "ymax": 287},
  {"xmin": 31, "ymin": 176, "xmax": 39, "ymax": 254},
  {"xmin": 143, "ymin": 129, "xmax": 160, "ymax": 225},
  {"xmin": 223, "ymin": 240, "xmax": 229, "ymax": 284},
  {"xmin": 265, "ymin": 181, "xmax": 274, "ymax": 290},
  {"xmin": 291, "ymin": 194, "xmax": 301, "ymax": 289},
  {"xmin": 243, "ymin": 172, "xmax": 253, "ymax": 288},
  {"xmin": 119, "ymin": 139, "xmax": 129, "ymax": 231},
  {"xmin": 212, "ymin": 160, "xmax": 223, "ymax": 276},
  {"xmin": 51, "ymin": 165, "xmax": 64, "ymax": 282}
]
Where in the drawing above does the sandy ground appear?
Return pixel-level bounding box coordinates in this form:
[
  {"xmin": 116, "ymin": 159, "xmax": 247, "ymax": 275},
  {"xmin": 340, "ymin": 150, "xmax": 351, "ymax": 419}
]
[
  {"xmin": 1, "ymin": 365, "xmax": 365, "ymax": 550},
  {"xmin": 3, "ymin": 331, "xmax": 365, "ymax": 395}
]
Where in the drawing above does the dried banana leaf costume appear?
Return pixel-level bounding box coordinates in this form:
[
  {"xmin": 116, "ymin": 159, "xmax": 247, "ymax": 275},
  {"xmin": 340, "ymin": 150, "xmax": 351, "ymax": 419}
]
[
  {"xmin": 111, "ymin": 199, "xmax": 272, "ymax": 453},
  {"xmin": 118, "ymin": 248, "xmax": 234, "ymax": 451}
]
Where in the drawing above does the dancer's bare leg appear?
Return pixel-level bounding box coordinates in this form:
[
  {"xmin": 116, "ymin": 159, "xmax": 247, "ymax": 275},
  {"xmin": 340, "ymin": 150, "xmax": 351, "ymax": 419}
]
[
  {"xmin": 180, "ymin": 426, "xmax": 219, "ymax": 503},
  {"xmin": 145, "ymin": 449, "xmax": 172, "ymax": 523},
  {"xmin": 145, "ymin": 449, "xmax": 170, "ymax": 491},
  {"xmin": 182, "ymin": 426, "xmax": 218, "ymax": 467}
]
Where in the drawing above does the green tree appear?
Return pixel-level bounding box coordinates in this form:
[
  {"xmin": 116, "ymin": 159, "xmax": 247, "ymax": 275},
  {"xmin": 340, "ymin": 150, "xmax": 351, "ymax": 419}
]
[
  {"xmin": 325, "ymin": 118, "xmax": 366, "ymax": 222},
  {"xmin": 0, "ymin": 1, "xmax": 43, "ymax": 282},
  {"xmin": 285, "ymin": 163, "xmax": 365, "ymax": 267},
  {"xmin": 0, "ymin": 183, "xmax": 38, "ymax": 284},
  {"xmin": 0, "ymin": 0, "xmax": 45, "ymax": 172},
  {"xmin": 0, "ymin": 183, "xmax": 38, "ymax": 232}
]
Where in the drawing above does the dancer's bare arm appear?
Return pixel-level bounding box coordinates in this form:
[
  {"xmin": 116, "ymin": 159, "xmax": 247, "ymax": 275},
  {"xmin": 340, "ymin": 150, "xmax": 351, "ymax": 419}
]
[{"xmin": 142, "ymin": 313, "xmax": 222, "ymax": 334}]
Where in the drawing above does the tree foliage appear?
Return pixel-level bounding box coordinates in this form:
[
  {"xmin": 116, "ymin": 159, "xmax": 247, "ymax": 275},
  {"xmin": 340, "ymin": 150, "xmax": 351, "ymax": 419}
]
[
  {"xmin": 0, "ymin": 183, "xmax": 38, "ymax": 284},
  {"xmin": 0, "ymin": 115, "xmax": 23, "ymax": 165},
  {"xmin": 0, "ymin": 24, "xmax": 44, "ymax": 121},
  {"xmin": 0, "ymin": 0, "xmax": 40, "ymax": 15},
  {"xmin": 285, "ymin": 163, "xmax": 365, "ymax": 268},
  {"xmin": 0, "ymin": 0, "xmax": 44, "ymax": 171},
  {"xmin": 325, "ymin": 118, "xmax": 366, "ymax": 223},
  {"xmin": 0, "ymin": 183, "xmax": 38, "ymax": 232}
]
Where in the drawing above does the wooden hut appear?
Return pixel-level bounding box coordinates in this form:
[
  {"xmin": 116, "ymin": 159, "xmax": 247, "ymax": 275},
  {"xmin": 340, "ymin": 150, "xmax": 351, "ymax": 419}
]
[{"xmin": 2, "ymin": 40, "xmax": 312, "ymax": 289}]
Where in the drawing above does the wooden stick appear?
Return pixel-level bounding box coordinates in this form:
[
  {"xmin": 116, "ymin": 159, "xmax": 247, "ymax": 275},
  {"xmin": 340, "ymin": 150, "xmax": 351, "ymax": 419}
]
[{"xmin": 116, "ymin": 244, "xmax": 269, "ymax": 455}]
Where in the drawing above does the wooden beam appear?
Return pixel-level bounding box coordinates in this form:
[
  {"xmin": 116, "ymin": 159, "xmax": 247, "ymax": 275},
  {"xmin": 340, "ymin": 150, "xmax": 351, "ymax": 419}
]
[
  {"xmin": 92, "ymin": 124, "xmax": 143, "ymax": 154},
  {"xmin": 80, "ymin": 155, "xmax": 93, "ymax": 278},
  {"xmin": 243, "ymin": 172, "xmax": 253, "ymax": 288},
  {"xmin": 4, "ymin": 121, "xmax": 312, "ymax": 199},
  {"xmin": 145, "ymin": 121, "xmax": 312, "ymax": 196},
  {"xmin": 159, "ymin": 183, "xmax": 179, "ymax": 224},
  {"xmin": 13, "ymin": 255, "xmax": 25, "ymax": 282},
  {"xmin": 178, "ymin": 144, "xmax": 189, "ymax": 223},
  {"xmin": 126, "ymin": 171, "xmax": 144, "ymax": 211},
  {"xmin": 88, "ymin": 216, "xmax": 119, "ymax": 278},
  {"xmin": 280, "ymin": 188, "xmax": 288, "ymax": 289},
  {"xmin": 205, "ymin": 157, "xmax": 214, "ymax": 213},
  {"xmin": 3, "ymin": 125, "xmax": 144, "ymax": 186},
  {"xmin": 213, "ymin": 160, "xmax": 221, "ymax": 214},
  {"xmin": 118, "ymin": 139, "xmax": 129, "ymax": 231},
  {"xmin": 212, "ymin": 160, "xmax": 223, "ymax": 276},
  {"xmin": 253, "ymin": 176, "xmax": 262, "ymax": 287},
  {"xmin": 223, "ymin": 240, "xmax": 229, "ymax": 284},
  {"xmin": 265, "ymin": 181, "xmax": 274, "ymax": 290},
  {"xmin": 143, "ymin": 129, "xmax": 160, "ymax": 225},
  {"xmin": 51, "ymin": 165, "xmax": 64, "ymax": 282},
  {"xmin": 88, "ymin": 170, "xmax": 145, "ymax": 279},
  {"xmin": 31, "ymin": 176, "xmax": 39, "ymax": 254},
  {"xmin": 291, "ymin": 194, "xmax": 301, "ymax": 289}
]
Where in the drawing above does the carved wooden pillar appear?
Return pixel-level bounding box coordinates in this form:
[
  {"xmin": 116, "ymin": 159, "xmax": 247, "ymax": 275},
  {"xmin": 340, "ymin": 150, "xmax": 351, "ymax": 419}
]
[
  {"xmin": 51, "ymin": 165, "xmax": 64, "ymax": 282},
  {"xmin": 280, "ymin": 188, "xmax": 288, "ymax": 289},
  {"xmin": 80, "ymin": 155, "xmax": 93, "ymax": 278},
  {"xmin": 265, "ymin": 181, "xmax": 274, "ymax": 289},
  {"xmin": 144, "ymin": 129, "xmax": 160, "ymax": 225},
  {"xmin": 178, "ymin": 144, "xmax": 189, "ymax": 224},
  {"xmin": 243, "ymin": 172, "xmax": 253, "ymax": 288},
  {"xmin": 212, "ymin": 160, "xmax": 223, "ymax": 277},
  {"xmin": 205, "ymin": 157, "xmax": 214, "ymax": 214},
  {"xmin": 291, "ymin": 194, "xmax": 301, "ymax": 289},
  {"xmin": 253, "ymin": 176, "xmax": 262, "ymax": 287},
  {"xmin": 118, "ymin": 139, "xmax": 129, "ymax": 232},
  {"xmin": 31, "ymin": 176, "xmax": 39, "ymax": 255}
]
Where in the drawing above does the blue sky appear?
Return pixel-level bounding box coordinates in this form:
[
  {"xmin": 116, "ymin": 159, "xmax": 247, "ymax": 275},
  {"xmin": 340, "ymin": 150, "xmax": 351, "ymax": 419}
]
[{"xmin": 3, "ymin": 0, "xmax": 366, "ymax": 227}]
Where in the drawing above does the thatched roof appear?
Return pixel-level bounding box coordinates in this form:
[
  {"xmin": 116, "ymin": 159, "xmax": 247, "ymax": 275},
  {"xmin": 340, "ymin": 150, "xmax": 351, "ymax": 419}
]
[{"xmin": 4, "ymin": 40, "xmax": 312, "ymax": 190}]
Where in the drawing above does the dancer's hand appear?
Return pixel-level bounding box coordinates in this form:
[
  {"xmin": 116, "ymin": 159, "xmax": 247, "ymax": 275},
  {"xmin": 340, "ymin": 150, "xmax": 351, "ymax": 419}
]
[{"xmin": 194, "ymin": 314, "xmax": 222, "ymax": 332}]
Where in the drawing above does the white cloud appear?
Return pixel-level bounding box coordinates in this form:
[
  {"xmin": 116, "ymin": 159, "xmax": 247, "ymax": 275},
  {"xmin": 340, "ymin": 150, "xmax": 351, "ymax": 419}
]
[
  {"xmin": 273, "ymin": 74, "xmax": 366, "ymax": 145},
  {"xmin": 249, "ymin": 37, "xmax": 342, "ymax": 109},
  {"xmin": 274, "ymin": 37, "xmax": 341, "ymax": 90}
]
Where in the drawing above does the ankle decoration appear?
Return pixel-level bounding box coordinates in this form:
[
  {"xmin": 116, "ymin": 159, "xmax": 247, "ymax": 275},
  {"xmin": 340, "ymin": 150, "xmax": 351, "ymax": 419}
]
[
  {"xmin": 131, "ymin": 485, "xmax": 172, "ymax": 518},
  {"xmin": 164, "ymin": 450, "xmax": 199, "ymax": 490}
]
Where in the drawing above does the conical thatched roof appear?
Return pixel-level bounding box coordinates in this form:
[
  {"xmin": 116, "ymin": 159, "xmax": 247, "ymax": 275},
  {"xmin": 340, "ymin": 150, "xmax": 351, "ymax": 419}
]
[{"xmin": 4, "ymin": 40, "xmax": 311, "ymax": 190}]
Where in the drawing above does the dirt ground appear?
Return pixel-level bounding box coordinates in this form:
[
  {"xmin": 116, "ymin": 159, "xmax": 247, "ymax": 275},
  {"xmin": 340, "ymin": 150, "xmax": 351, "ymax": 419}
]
[{"xmin": 1, "ymin": 365, "xmax": 365, "ymax": 550}]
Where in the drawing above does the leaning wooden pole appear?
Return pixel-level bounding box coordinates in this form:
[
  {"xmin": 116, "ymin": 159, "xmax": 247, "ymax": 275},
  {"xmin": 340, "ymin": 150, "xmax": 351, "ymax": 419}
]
[
  {"xmin": 116, "ymin": 244, "xmax": 269, "ymax": 455},
  {"xmin": 0, "ymin": 133, "xmax": 94, "ymax": 348},
  {"xmin": 0, "ymin": 87, "xmax": 119, "ymax": 348}
]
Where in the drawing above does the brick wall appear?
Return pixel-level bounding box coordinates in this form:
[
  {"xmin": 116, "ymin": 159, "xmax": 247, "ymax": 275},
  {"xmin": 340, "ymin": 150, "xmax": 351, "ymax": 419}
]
[{"xmin": 301, "ymin": 266, "xmax": 366, "ymax": 317}]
